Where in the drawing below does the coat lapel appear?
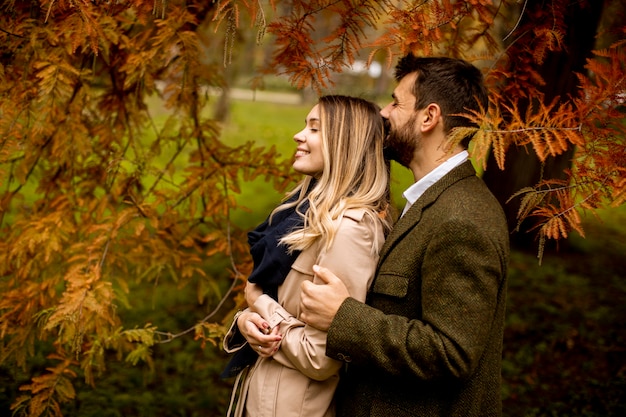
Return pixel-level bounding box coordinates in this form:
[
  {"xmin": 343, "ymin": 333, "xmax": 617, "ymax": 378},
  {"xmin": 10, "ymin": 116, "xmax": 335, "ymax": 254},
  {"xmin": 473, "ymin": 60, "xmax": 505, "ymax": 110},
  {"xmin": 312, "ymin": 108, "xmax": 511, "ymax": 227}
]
[{"xmin": 378, "ymin": 161, "xmax": 477, "ymax": 264}]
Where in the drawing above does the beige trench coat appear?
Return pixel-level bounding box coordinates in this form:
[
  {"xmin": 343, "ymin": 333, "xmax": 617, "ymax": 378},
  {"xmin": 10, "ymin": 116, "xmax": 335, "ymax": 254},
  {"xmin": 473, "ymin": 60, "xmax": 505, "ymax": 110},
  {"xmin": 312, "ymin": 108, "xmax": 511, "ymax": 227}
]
[{"xmin": 223, "ymin": 208, "xmax": 384, "ymax": 417}]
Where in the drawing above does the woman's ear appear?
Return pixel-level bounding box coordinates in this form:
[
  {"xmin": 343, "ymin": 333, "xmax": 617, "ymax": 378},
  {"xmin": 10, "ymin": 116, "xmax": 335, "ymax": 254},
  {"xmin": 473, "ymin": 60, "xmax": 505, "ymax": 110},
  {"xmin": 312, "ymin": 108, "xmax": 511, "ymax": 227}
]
[{"xmin": 419, "ymin": 103, "xmax": 442, "ymax": 133}]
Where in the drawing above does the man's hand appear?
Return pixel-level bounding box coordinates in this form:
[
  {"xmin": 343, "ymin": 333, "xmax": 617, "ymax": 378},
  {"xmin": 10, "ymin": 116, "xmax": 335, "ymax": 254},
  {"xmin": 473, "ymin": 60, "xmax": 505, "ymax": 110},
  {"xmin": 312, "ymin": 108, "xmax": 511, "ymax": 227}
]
[
  {"xmin": 236, "ymin": 310, "xmax": 282, "ymax": 358},
  {"xmin": 300, "ymin": 265, "xmax": 349, "ymax": 331}
]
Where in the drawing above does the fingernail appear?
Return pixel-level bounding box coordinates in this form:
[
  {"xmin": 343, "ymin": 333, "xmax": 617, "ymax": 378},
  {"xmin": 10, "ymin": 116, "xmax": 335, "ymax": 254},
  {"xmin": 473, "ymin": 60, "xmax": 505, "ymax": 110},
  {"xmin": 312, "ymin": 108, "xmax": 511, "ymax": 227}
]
[{"xmin": 312, "ymin": 265, "xmax": 320, "ymax": 273}]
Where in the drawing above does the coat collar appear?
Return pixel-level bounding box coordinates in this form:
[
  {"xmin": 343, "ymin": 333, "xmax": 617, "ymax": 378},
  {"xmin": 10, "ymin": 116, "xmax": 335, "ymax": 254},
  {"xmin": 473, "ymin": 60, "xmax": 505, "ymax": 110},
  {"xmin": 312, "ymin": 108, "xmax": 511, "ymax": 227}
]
[{"xmin": 378, "ymin": 160, "xmax": 477, "ymax": 263}]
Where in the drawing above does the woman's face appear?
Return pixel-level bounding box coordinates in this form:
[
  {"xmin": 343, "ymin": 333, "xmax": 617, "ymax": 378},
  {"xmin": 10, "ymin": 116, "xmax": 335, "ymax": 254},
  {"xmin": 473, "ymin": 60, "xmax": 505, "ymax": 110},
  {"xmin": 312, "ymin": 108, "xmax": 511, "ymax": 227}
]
[{"xmin": 292, "ymin": 104, "xmax": 324, "ymax": 178}]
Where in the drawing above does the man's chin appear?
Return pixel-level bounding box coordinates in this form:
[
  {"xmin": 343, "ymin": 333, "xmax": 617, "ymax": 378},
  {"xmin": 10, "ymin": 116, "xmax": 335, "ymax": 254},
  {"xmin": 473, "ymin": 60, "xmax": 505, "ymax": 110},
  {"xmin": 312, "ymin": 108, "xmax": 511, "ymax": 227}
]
[
  {"xmin": 383, "ymin": 147, "xmax": 405, "ymax": 166},
  {"xmin": 383, "ymin": 146, "xmax": 413, "ymax": 168}
]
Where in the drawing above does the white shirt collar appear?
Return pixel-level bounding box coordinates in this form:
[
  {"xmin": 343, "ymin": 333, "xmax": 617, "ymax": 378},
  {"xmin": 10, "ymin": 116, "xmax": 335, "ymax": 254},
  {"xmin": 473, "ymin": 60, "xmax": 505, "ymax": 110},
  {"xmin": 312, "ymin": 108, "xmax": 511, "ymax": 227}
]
[{"xmin": 401, "ymin": 150, "xmax": 469, "ymax": 216}]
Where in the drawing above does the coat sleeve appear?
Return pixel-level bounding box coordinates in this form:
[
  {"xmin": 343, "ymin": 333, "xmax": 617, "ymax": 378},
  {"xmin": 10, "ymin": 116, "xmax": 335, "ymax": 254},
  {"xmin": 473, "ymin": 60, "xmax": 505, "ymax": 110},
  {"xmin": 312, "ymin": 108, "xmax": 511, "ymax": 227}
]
[
  {"xmin": 222, "ymin": 308, "xmax": 249, "ymax": 353},
  {"xmin": 325, "ymin": 217, "xmax": 507, "ymax": 381},
  {"xmin": 252, "ymin": 213, "xmax": 382, "ymax": 381}
]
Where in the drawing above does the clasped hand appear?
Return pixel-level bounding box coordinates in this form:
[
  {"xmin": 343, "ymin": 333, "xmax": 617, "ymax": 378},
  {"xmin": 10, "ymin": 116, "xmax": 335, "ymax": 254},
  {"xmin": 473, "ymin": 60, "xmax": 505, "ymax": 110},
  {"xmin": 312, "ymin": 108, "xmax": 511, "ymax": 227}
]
[
  {"xmin": 238, "ymin": 282, "xmax": 281, "ymax": 358},
  {"xmin": 238, "ymin": 265, "xmax": 349, "ymax": 357}
]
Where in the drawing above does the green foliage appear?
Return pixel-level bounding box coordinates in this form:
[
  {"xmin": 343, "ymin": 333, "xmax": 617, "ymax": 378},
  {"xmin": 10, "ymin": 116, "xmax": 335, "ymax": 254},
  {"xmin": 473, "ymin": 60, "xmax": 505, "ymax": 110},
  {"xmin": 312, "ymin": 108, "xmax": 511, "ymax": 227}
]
[{"xmin": 1, "ymin": 258, "xmax": 236, "ymax": 416}]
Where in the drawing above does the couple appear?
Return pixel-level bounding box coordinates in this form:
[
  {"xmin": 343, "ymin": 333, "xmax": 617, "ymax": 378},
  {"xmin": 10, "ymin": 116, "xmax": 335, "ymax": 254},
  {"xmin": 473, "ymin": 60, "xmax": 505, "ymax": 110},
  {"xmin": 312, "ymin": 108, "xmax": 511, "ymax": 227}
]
[{"xmin": 223, "ymin": 55, "xmax": 510, "ymax": 417}]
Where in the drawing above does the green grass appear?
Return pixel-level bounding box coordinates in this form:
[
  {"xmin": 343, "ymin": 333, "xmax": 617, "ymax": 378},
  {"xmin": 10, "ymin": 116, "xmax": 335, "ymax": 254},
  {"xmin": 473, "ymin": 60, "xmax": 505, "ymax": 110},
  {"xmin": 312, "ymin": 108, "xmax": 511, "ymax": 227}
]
[
  {"xmin": 220, "ymin": 99, "xmax": 414, "ymax": 227},
  {"xmin": 220, "ymin": 100, "xmax": 309, "ymax": 228},
  {"xmin": 502, "ymin": 205, "xmax": 626, "ymax": 416},
  {"xmin": 2, "ymin": 97, "xmax": 624, "ymax": 416},
  {"xmin": 210, "ymin": 99, "xmax": 626, "ymax": 415},
  {"xmin": 223, "ymin": 99, "xmax": 626, "ymax": 416}
]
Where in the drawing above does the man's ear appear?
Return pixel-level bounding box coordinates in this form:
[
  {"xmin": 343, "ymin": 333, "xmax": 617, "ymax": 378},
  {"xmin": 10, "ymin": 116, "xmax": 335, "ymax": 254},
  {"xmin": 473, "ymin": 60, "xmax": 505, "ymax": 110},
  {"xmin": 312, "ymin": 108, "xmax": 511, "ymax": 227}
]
[{"xmin": 419, "ymin": 103, "xmax": 441, "ymax": 133}]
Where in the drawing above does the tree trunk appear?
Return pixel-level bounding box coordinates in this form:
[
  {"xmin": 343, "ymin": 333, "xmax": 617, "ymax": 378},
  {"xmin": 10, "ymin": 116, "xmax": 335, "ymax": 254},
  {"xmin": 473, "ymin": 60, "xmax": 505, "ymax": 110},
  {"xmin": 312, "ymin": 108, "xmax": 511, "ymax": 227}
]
[{"xmin": 482, "ymin": 0, "xmax": 605, "ymax": 251}]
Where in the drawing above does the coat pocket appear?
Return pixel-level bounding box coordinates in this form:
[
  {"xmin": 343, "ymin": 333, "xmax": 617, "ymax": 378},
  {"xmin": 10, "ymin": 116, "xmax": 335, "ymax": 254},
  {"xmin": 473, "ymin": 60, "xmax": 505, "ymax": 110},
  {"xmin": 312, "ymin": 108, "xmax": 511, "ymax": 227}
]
[{"xmin": 371, "ymin": 272, "xmax": 409, "ymax": 298}]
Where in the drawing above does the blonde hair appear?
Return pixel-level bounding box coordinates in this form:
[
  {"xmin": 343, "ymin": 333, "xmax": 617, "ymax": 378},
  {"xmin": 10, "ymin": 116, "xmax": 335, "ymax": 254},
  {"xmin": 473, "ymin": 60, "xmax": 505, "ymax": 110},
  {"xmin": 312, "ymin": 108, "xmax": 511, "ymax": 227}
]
[{"xmin": 273, "ymin": 95, "xmax": 391, "ymax": 254}]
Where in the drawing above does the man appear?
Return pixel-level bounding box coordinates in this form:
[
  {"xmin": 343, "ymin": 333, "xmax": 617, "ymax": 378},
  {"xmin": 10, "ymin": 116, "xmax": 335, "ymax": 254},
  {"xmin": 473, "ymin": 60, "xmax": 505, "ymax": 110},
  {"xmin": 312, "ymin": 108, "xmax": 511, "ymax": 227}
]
[{"xmin": 299, "ymin": 55, "xmax": 510, "ymax": 417}]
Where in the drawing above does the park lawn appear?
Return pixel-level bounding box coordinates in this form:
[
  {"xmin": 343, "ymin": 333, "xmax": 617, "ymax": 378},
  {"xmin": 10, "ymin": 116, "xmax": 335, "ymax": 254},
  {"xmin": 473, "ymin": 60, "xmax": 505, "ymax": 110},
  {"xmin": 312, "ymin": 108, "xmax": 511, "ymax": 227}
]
[
  {"xmin": 221, "ymin": 98, "xmax": 414, "ymax": 228},
  {"xmin": 2, "ymin": 97, "xmax": 623, "ymax": 416},
  {"xmin": 502, "ymin": 204, "xmax": 626, "ymax": 416},
  {"xmin": 225, "ymin": 98, "xmax": 626, "ymax": 416},
  {"xmin": 220, "ymin": 98, "xmax": 308, "ymax": 228}
]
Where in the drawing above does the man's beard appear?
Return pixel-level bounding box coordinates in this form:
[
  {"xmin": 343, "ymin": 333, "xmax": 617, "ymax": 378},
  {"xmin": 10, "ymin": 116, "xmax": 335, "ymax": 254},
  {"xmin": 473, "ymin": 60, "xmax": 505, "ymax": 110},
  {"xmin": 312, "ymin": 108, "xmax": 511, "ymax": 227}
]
[{"xmin": 383, "ymin": 114, "xmax": 419, "ymax": 168}]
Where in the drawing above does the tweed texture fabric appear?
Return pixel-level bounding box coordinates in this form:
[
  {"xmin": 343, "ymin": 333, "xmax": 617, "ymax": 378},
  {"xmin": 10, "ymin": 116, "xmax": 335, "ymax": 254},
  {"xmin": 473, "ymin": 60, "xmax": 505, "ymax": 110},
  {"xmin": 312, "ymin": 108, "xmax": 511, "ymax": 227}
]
[{"xmin": 326, "ymin": 161, "xmax": 510, "ymax": 417}]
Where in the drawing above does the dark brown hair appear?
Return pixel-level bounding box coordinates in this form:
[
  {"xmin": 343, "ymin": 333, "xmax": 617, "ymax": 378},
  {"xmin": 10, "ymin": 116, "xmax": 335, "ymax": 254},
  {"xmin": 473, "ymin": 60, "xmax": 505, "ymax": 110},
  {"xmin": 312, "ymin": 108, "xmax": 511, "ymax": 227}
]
[{"xmin": 395, "ymin": 55, "xmax": 489, "ymax": 146}]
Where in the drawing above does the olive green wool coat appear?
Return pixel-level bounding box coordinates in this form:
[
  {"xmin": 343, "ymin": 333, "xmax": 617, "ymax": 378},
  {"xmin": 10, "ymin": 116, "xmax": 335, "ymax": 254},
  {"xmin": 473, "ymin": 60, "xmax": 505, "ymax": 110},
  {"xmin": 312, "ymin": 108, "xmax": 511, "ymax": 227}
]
[{"xmin": 326, "ymin": 161, "xmax": 510, "ymax": 417}]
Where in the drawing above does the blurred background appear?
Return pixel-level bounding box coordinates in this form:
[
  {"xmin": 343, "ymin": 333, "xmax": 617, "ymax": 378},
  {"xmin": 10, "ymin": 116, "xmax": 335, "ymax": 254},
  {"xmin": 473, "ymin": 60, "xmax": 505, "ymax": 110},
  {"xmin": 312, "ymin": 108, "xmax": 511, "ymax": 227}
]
[{"xmin": 1, "ymin": 1, "xmax": 624, "ymax": 416}]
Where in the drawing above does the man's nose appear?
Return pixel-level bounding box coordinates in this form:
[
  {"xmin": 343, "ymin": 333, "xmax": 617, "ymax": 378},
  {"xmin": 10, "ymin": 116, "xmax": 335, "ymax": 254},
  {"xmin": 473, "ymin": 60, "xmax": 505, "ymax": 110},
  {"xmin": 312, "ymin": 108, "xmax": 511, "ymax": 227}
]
[{"xmin": 380, "ymin": 103, "xmax": 392, "ymax": 119}]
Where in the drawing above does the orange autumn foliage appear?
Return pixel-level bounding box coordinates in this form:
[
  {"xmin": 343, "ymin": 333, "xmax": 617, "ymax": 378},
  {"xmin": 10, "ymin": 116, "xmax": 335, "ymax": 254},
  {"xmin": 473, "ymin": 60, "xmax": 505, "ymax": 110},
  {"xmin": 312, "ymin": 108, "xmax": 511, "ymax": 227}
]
[{"xmin": 0, "ymin": 0, "xmax": 624, "ymax": 415}]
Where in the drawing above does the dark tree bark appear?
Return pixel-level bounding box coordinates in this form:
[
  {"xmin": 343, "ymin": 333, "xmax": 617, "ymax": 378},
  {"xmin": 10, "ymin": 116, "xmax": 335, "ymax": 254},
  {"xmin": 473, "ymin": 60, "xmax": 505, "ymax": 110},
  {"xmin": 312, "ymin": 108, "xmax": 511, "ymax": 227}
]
[{"xmin": 482, "ymin": 0, "xmax": 605, "ymax": 250}]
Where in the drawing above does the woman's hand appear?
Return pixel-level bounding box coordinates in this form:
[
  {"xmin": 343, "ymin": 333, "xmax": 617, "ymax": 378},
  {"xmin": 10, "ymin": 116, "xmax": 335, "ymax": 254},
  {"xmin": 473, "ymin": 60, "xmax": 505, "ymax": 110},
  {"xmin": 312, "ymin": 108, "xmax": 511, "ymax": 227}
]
[{"xmin": 236, "ymin": 310, "xmax": 282, "ymax": 358}]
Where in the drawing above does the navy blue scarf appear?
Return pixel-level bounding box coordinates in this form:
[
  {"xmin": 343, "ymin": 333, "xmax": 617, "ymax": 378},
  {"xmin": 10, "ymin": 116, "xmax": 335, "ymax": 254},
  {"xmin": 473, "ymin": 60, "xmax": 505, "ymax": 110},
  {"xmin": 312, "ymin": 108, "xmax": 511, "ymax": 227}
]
[{"xmin": 221, "ymin": 197, "xmax": 308, "ymax": 378}]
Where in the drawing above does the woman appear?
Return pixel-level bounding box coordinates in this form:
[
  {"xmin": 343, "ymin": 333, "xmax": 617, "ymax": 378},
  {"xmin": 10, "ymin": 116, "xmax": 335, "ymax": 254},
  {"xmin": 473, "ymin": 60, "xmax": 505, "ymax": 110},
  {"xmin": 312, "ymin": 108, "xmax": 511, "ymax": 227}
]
[{"xmin": 223, "ymin": 95, "xmax": 391, "ymax": 417}]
